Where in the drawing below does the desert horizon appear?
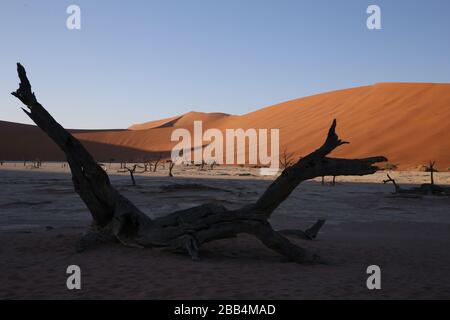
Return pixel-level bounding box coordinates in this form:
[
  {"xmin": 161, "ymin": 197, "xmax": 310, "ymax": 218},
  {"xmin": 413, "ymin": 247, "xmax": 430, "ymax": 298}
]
[{"xmin": 2, "ymin": 82, "xmax": 449, "ymax": 172}]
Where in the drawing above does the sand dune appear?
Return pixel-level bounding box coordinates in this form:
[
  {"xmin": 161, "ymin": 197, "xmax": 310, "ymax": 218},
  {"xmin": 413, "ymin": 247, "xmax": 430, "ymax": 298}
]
[
  {"xmin": 129, "ymin": 111, "xmax": 230, "ymax": 130},
  {"xmin": 215, "ymin": 83, "xmax": 450, "ymax": 169},
  {"xmin": 1, "ymin": 83, "xmax": 449, "ymax": 169},
  {"xmin": 0, "ymin": 120, "xmax": 153, "ymax": 161}
]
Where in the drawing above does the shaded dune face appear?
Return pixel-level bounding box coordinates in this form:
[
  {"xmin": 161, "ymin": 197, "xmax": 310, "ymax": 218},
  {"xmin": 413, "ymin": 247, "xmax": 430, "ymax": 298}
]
[{"xmin": 1, "ymin": 83, "xmax": 449, "ymax": 169}]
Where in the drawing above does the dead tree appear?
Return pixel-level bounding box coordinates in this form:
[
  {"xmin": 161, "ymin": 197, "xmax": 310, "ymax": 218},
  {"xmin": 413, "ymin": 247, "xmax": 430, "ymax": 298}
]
[
  {"xmin": 11, "ymin": 63, "xmax": 387, "ymax": 263},
  {"xmin": 280, "ymin": 148, "xmax": 295, "ymax": 169},
  {"xmin": 383, "ymin": 174, "xmax": 401, "ymax": 193},
  {"xmin": 121, "ymin": 164, "xmax": 142, "ymax": 186},
  {"xmin": 332, "ymin": 176, "xmax": 336, "ymax": 186},
  {"xmin": 152, "ymin": 153, "xmax": 162, "ymax": 172},
  {"xmin": 383, "ymin": 173, "xmax": 450, "ymax": 196},
  {"xmin": 169, "ymin": 161, "xmax": 175, "ymax": 177},
  {"xmin": 426, "ymin": 161, "xmax": 436, "ymax": 186},
  {"xmin": 199, "ymin": 160, "xmax": 206, "ymax": 171}
]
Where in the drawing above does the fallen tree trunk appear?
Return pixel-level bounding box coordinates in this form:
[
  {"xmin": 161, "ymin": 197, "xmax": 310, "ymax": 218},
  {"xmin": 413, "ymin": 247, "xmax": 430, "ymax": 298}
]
[
  {"xmin": 383, "ymin": 174, "xmax": 450, "ymax": 196},
  {"xmin": 11, "ymin": 63, "xmax": 387, "ymax": 263}
]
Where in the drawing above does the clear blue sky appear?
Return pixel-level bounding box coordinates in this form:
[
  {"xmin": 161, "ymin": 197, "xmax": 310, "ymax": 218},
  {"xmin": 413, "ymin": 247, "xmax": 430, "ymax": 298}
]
[{"xmin": 1, "ymin": 0, "xmax": 449, "ymax": 129}]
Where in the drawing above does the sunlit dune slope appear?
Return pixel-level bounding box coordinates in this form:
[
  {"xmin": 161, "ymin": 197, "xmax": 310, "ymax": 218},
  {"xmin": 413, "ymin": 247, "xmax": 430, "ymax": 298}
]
[{"xmin": 215, "ymin": 83, "xmax": 450, "ymax": 169}]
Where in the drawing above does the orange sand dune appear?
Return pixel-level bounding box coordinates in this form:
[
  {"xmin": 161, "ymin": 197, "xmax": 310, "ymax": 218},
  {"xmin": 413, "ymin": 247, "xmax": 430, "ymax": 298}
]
[
  {"xmin": 215, "ymin": 83, "xmax": 450, "ymax": 169},
  {"xmin": 127, "ymin": 115, "xmax": 181, "ymax": 130},
  {"xmin": 0, "ymin": 121, "xmax": 161, "ymax": 161},
  {"xmin": 1, "ymin": 83, "xmax": 449, "ymax": 169},
  {"xmin": 129, "ymin": 111, "xmax": 230, "ymax": 130}
]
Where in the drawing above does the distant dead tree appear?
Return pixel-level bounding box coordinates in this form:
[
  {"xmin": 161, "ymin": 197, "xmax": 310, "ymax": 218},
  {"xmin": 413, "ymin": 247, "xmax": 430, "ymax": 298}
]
[
  {"xmin": 168, "ymin": 161, "xmax": 175, "ymax": 177},
  {"xmin": 425, "ymin": 161, "xmax": 436, "ymax": 186},
  {"xmin": 120, "ymin": 161, "xmax": 125, "ymax": 169},
  {"xmin": 142, "ymin": 162, "xmax": 150, "ymax": 172},
  {"xmin": 152, "ymin": 153, "xmax": 163, "ymax": 172},
  {"xmin": 332, "ymin": 176, "xmax": 336, "ymax": 186},
  {"xmin": 199, "ymin": 160, "xmax": 206, "ymax": 170},
  {"xmin": 321, "ymin": 176, "xmax": 325, "ymax": 185},
  {"xmin": 383, "ymin": 174, "xmax": 401, "ymax": 193},
  {"xmin": 383, "ymin": 171, "xmax": 450, "ymax": 196},
  {"xmin": 121, "ymin": 164, "xmax": 143, "ymax": 186},
  {"xmin": 12, "ymin": 63, "xmax": 388, "ymax": 263},
  {"xmin": 280, "ymin": 148, "xmax": 295, "ymax": 169},
  {"xmin": 165, "ymin": 159, "xmax": 173, "ymax": 169}
]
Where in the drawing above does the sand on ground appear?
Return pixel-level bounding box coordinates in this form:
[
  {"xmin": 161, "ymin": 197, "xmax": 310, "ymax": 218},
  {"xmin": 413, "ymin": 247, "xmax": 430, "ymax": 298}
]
[{"xmin": 1, "ymin": 163, "xmax": 450, "ymax": 299}]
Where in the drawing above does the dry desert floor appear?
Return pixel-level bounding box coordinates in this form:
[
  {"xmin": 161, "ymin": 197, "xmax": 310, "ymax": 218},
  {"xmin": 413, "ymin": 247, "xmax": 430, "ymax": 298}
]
[{"xmin": 1, "ymin": 163, "xmax": 450, "ymax": 299}]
